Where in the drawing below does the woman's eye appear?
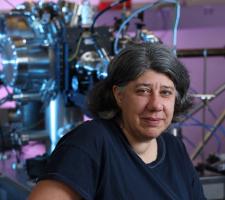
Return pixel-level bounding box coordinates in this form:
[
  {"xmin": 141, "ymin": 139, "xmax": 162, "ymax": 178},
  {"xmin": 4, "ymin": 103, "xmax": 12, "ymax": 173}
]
[
  {"xmin": 161, "ymin": 90, "xmax": 173, "ymax": 96},
  {"xmin": 136, "ymin": 88, "xmax": 151, "ymax": 95}
]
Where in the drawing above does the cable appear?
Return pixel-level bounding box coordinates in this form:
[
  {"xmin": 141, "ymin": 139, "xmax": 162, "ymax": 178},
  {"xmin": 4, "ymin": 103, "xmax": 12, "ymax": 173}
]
[
  {"xmin": 173, "ymin": 121, "xmax": 221, "ymax": 153},
  {"xmin": 89, "ymin": 0, "xmax": 129, "ymax": 66},
  {"xmin": 207, "ymin": 106, "xmax": 225, "ymax": 135},
  {"xmin": 181, "ymin": 114, "xmax": 224, "ymax": 153},
  {"xmin": 114, "ymin": 3, "xmax": 154, "ymax": 55},
  {"xmin": 172, "ymin": 1, "xmax": 180, "ymax": 55},
  {"xmin": 182, "ymin": 135, "xmax": 196, "ymax": 149},
  {"xmin": 183, "ymin": 86, "xmax": 225, "ymax": 154},
  {"xmin": 90, "ymin": 0, "xmax": 128, "ymax": 34},
  {"xmin": 190, "ymin": 87, "xmax": 225, "ymax": 136},
  {"xmin": 69, "ymin": 0, "xmax": 124, "ymax": 63},
  {"xmin": 69, "ymin": 32, "xmax": 83, "ymax": 62},
  {"xmin": 113, "ymin": 0, "xmax": 180, "ymax": 54}
]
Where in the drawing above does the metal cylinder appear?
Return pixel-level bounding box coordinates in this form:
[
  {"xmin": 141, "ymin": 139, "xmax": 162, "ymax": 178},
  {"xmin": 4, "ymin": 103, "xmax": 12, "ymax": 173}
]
[{"xmin": 45, "ymin": 93, "xmax": 83, "ymax": 152}]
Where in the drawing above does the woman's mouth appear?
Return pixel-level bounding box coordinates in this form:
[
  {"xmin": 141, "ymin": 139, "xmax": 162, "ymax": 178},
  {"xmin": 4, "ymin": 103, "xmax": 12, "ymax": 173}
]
[{"xmin": 141, "ymin": 117, "xmax": 163, "ymax": 127}]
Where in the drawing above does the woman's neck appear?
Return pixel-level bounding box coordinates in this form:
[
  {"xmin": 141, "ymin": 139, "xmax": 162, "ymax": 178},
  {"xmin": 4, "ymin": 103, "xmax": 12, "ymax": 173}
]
[
  {"xmin": 117, "ymin": 120, "xmax": 158, "ymax": 164},
  {"xmin": 129, "ymin": 136, "xmax": 158, "ymax": 164}
]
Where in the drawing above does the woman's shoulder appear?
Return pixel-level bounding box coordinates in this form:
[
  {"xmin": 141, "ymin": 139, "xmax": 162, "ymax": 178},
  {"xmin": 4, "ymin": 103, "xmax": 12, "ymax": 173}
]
[
  {"xmin": 56, "ymin": 118, "xmax": 115, "ymax": 147},
  {"xmin": 161, "ymin": 131, "xmax": 186, "ymax": 152},
  {"xmin": 73, "ymin": 118, "xmax": 113, "ymax": 136}
]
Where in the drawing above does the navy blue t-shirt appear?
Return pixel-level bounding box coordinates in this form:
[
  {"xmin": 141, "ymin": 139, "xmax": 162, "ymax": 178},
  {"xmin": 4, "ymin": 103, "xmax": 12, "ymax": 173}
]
[{"xmin": 41, "ymin": 118, "xmax": 206, "ymax": 200}]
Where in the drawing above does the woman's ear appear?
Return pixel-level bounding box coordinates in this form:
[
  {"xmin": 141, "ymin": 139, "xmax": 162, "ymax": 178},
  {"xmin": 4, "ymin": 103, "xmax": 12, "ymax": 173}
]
[{"xmin": 112, "ymin": 85, "xmax": 123, "ymax": 107}]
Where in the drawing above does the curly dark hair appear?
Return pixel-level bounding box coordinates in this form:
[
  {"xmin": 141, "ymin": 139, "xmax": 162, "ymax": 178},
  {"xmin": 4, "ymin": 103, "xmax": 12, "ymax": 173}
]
[{"xmin": 88, "ymin": 42, "xmax": 192, "ymax": 122}]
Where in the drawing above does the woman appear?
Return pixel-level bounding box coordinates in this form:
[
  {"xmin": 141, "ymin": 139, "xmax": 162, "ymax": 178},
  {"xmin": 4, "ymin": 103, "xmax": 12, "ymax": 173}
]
[{"xmin": 28, "ymin": 42, "xmax": 206, "ymax": 200}]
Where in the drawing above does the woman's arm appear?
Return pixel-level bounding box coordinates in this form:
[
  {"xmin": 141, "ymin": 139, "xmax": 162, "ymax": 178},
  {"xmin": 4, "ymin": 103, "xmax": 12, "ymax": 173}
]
[{"xmin": 28, "ymin": 180, "xmax": 83, "ymax": 200}]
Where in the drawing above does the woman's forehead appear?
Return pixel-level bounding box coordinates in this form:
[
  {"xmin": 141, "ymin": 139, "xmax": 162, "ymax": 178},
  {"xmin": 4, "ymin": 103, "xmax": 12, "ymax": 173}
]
[{"xmin": 133, "ymin": 70, "xmax": 174, "ymax": 85}]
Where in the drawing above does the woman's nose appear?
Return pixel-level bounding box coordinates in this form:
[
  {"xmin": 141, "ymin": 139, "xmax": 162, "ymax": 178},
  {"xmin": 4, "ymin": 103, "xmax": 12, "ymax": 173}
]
[{"xmin": 147, "ymin": 94, "xmax": 163, "ymax": 111}]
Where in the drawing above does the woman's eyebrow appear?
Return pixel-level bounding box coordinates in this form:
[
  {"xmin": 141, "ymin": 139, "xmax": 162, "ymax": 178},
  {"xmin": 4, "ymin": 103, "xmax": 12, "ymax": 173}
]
[
  {"xmin": 135, "ymin": 83, "xmax": 152, "ymax": 87},
  {"xmin": 135, "ymin": 83, "xmax": 175, "ymax": 90},
  {"xmin": 160, "ymin": 85, "xmax": 175, "ymax": 91}
]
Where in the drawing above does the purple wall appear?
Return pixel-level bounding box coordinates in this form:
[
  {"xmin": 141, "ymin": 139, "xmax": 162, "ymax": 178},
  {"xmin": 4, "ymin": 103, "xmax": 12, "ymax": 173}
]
[
  {"xmin": 161, "ymin": 28, "xmax": 225, "ymax": 163},
  {"xmin": 95, "ymin": 3, "xmax": 225, "ymax": 162}
]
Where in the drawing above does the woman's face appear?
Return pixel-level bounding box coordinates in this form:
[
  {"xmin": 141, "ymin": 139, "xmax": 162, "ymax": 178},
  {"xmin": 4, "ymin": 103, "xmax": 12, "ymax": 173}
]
[{"xmin": 113, "ymin": 70, "xmax": 176, "ymax": 142}]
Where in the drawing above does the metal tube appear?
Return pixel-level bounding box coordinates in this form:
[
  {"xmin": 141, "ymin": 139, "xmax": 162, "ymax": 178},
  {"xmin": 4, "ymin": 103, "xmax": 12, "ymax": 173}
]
[
  {"xmin": 180, "ymin": 83, "xmax": 225, "ymax": 123},
  {"xmin": 191, "ymin": 109, "xmax": 225, "ymax": 160},
  {"xmin": 177, "ymin": 48, "xmax": 225, "ymax": 58},
  {"xmin": 12, "ymin": 93, "xmax": 41, "ymax": 101}
]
